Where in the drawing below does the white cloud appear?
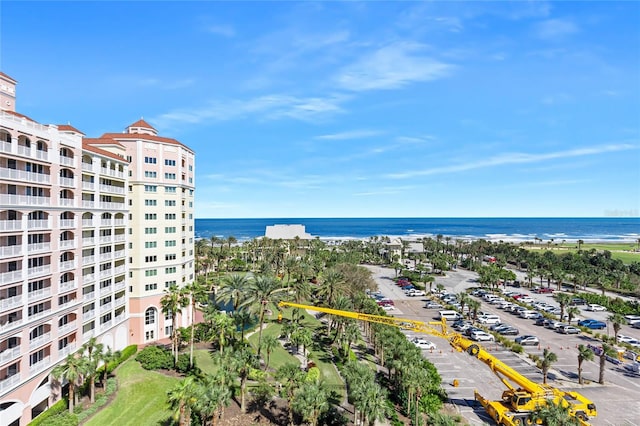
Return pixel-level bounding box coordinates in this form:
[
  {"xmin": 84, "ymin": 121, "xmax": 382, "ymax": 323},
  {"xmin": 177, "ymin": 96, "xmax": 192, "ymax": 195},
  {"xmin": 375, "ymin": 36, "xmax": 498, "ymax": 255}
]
[
  {"xmin": 207, "ymin": 25, "xmax": 235, "ymax": 38},
  {"xmin": 386, "ymin": 143, "xmax": 638, "ymax": 179},
  {"xmin": 315, "ymin": 130, "xmax": 383, "ymax": 140},
  {"xmin": 535, "ymin": 18, "xmax": 579, "ymax": 40},
  {"xmin": 335, "ymin": 42, "xmax": 453, "ymax": 91},
  {"xmin": 153, "ymin": 94, "xmax": 349, "ymax": 127}
]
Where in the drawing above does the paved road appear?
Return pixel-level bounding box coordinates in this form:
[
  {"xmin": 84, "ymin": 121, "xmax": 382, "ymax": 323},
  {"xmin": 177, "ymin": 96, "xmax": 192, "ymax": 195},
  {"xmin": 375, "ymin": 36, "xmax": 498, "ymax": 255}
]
[{"xmin": 364, "ymin": 265, "xmax": 640, "ymax": 426}]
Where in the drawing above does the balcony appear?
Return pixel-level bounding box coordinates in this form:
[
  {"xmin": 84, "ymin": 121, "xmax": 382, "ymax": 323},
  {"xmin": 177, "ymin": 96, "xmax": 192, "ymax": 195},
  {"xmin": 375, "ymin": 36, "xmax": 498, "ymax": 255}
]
[
  {"xmin": 82, "ymin": 219, "xmax": 95, "ymax": 227},
  {"xmin": 59, "ymin": 176, "xmax": 75, "ymax": 186},
  {"xmin": 99, "ymin": 252, "xmax": 112, "ymax": 262},
  {"xmin": 114, "ymin": 313, "xmax": 126, "ymax": 324},
  {"xmin": 114, "ymin": 265, "xmax": 126, "ymax": 275},
  {"xmin": 99, "ymin": 168, "xmax": 125, "ymax": 179},
  {"xmin": 83, "ymin": 291, "xmax": 95, "ymax": 301},
  {"xmin": 59, "ymin": 260, "xmax": 75, "ymax": 272},
  {"xmin": 29, "ymin": 356, "xmax": 51, "ymax": 375},
  {"xmin": 28, "ymin": 242, "xmax": 51, "ymax": 253},
  {"xmin": 29, "ymin": 332, "xmax": 51, "ymax": 350},
  {"xmin": 82, "ymin": 237, "xmax": 95, "ymax": 245},
  {"xmin": 114, "ymin": 219, "xmax": 125, "ymax": 227},
  {"xmin": 27, "ymin": 265, "xmax": 51, "ymax": 278},
  {"xmin": 100, "ymin": 302, "xmax": 112, "ymax": 313},
  {"xmin": 82, "ymin": 162, "xmax": 94, "ymax": 172},
  {"xmin": 28, "ymin": 308, "xmax": 51, "ymax": 322},
  {"xmin": 83, "ymin": 255, "xmax": 95, "ymax": 265},
  {"xmin": 83, "ymin": 329, "xmax": 95, "ymax": 341},
  {"xmin": 0, "ymin": 346, "xmax": 21, "ymax": 365},
  {"xmin": 99, "ymin": 184, "xmax": 125, "ymax": 195},
  {"xmin": 100, "ymin": 219, "xmax": 112, "ymax": 227},
  {"xmin": 99, "ymin": 202, "xmax": 126, "ymax": 210},
  {"xmin": 114, "ymin": 297, "xmax": 126, "ymax": 308},
  {"xmin": 114, "ymin": 235, "xmax": 126, "ymax": 243},
  {"xmin": 99, "ymin": 284, "xmax": 112, "ymax": 295},
  {"xmin": 82, "ymin": 200, "xmax": 96, "ymax": 209},
  {"xmin": 99, "ymin": 320, "xmax": 113, "ymax": 332},
  {"xmin": 0, "ymin": 295, "xmax": 23, "ymax": 312},
  {"xmin": 59, "ymin": 239, "xmax": 75, "ymax": 249},
  {"xmin": 0, "ymin": 220, "xmax": 21, "ymax": 232},
  {"xmin": 0, "ymin": 168, "xmax": 51, "ymax": 184},
  {"xmin": 0, "ymin": 270, "xmax": 22, "ymax": 285},
  {"xmin": 59, "ymin": 280, "xmax": 76, "ymax": 292},
  {"xmin": 0, "ymin": 140, "xmax": 11, "ymax": 154},
  {"xmin": 0, "ymin": 245, "xmax": 22, "ymax": 257},
  {"xmin": 83, "ymin": 273, "xmax": 96, "ymax": 283},
  {"xmin": 60, "ymin": 219, "xmax": 76, "ymax": 228},
  {"xmin": 99, "ymin": 236, "xmax": 112, "ymax": 244},
  {"xmin": 17, "ymin": 145, "xmax": 32, "ymax": 157},
  {"xmin": 59, "ymin": 198, "xmax": 76, "ymax": 207},
  {"xmin": 0, "ymin": 373, "xmax": 21, "ymax": 394},
  {"xmin": 59, "ymin": 343, "xmax": 76, "ymax": 358},
  {"xmin": 0, "ymin": 194, "xmax": 50, "ymax": 206},
  {"xmin": 0, "ymin": 318, "xmax": 22, "ymax": 332},
  {"xmin": 35, "ymin": 150, "xmax": 49, "ymax": 161},
  {"xmin": 113, "ymin": 249, "xmax": 125, "ymax": 259},
  {"xmin": 58, "ymin": 297, "xmax": 77, "ymax": 310},
  {"xmin": 114, "ymin": 281, "xmax": 126, "ymax": 291},
  {"xmin": 59, "ymin": 156, "xmax": 75, "ymax": 167},
  {"xmin": 59, "ymin": 320, "xmax": 77, "ymax": 335},
  {"xmin": 27, "ymin": 219, "xmax": 50, "ymax": 230},
  {"xmin": 27, "ymin": 287, "xmax": 52, "ymax": 302},
  {"xmin": 98, "ymin": 269, "xmax": 113, "ymax": 279}
]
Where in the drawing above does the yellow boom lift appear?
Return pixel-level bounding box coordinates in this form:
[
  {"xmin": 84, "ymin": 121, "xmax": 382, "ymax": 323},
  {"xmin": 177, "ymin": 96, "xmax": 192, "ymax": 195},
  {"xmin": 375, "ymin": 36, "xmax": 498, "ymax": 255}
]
[{"xmin": 278, "ymin": 301, "xmax": 597, "ymax": 426}]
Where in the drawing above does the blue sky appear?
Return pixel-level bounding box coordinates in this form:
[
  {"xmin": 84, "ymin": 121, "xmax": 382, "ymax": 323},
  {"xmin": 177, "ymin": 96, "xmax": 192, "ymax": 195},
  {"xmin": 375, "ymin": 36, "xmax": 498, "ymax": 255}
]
[{"xmin": 2, "ymin": 1, "xmax": 639, "ymax": 218}]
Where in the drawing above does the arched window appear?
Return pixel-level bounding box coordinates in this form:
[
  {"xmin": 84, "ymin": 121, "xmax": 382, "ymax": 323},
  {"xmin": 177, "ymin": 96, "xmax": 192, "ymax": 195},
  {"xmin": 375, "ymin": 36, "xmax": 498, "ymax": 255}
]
[{"xmin": 145, "ymin": 307, "xmax": 156, "ymax": 325}]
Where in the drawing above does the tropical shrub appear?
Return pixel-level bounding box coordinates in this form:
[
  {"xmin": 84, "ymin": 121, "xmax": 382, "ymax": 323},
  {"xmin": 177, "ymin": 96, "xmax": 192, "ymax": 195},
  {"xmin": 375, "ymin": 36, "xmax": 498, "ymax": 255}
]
[
  {"xmin": 135, "ymin": 345, "xmax": 173, "ymax": 370},
  {"xmin": 28, "ymin": 398, "xmax": 68, "ymax": 426}
]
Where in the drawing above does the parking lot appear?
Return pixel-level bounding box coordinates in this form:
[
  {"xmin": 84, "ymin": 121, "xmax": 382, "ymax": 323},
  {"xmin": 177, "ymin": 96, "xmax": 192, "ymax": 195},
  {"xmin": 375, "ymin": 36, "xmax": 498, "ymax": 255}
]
[{"xmin": 365, "ymin": 265, "xmax": 640, "ymax": 426}]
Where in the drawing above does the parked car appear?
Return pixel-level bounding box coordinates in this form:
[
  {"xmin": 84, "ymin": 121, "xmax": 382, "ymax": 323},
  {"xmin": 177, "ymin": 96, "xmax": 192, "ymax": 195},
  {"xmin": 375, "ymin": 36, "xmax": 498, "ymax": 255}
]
[
  {"xmin": 570, "ymin": 298, "xmax": 587, "ymax": 306},
  {"xmin": 407, "ymin": 289, "xmax": 426, "ymax": 297},
  {"xmin": 499, "ymin": 327, "xmax": 520, "ymax": 336},
  {"xmin": 559, "ymin": 325, "xmax": 580, "ymax": 334},
  {"xmin": 478, "ymin": 314, "xmax": 501, "ymax": 325},
  {"xmin": 617, "ymin": 335, "xmax": 640, "ymax": 346},
  {"xmin": 535, "ymin": 287, "xmax": 554, "ymax": 294},
  {"xmin": 471, "ymin": 330, "xmax": 495, "ymax": 342},
  {"xmin": 515, "ymin": 335, "xmax": 540, "ymax": 346},
  {"xmin": 545, "ymin": 320, "xmax": 564, "ymax": 330},
  {"xmin": 534, "ymin": 317, "xmax": 546, "ymax": 326},
  {"xmin": 412, "ymin": 337, "xmax": 437, "ymax": 350},
  {"xmin": 424, "ymin": 302, "xmax": 443, "ymax": 309},
  {"xmin": 586, "ymin": 304, "xmax": 606, "ymax": 312},
  {"xmin": 578, "ymin": 319, "xmax": 606, "ymax": 330}
]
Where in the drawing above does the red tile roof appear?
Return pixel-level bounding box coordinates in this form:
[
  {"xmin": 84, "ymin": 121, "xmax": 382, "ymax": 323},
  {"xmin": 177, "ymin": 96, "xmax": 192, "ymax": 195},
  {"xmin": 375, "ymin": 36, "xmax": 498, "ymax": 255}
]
[
  {"xmin": 82, "ymin": 139, "xmax": 128, "ymax": 162},
  {"xmin": 0, "ymin": 72, "xmax": 17, "ymax": 83},
  {"xmin": 128, "ymin": 119, "xmax": 156, "ymax": 131},
  {"xmin": 99, "ymin": 132, "xmax": 194, "ymax": 153},
  {"xmin": 57, "ymin": 124, "xmax": 85, "ymax": 135}
]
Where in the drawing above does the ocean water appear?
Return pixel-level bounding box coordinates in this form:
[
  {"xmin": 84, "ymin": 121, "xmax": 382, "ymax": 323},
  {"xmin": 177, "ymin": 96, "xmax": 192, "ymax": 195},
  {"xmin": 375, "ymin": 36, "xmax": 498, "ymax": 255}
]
[{"xmin": 195, "ymin": 217, "xmax": 640, "ymax": 243}]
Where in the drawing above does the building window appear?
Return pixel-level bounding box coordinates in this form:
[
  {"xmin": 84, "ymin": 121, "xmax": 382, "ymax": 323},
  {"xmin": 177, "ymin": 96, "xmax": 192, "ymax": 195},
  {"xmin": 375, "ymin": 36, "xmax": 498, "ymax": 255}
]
[
  {"xmin": 165, "ymin": 280, "xmax": 176, "ymax": 288},
  {"xmin": 145, "ymin": 199, "xmax": 157, "ymax": 206},
  {"xmin": 144, "ymin": 171, "xmax": 157, "ymax": 178},
  {"xmin": 165, "ymin": 200, "xmax": 176, "ymax": 206},
  {"xmin": 145, "ymin": 283, "xmax": 158, "ymax": 291},
  {"xmin": 145, "ymin": 270, "xmax": 158, "ymax": 277},
  {"xmin": 144, "ymin": 157, "xmax": 157, "ymax": 164},
  {"xmin": 165, "ymin": 240, "xmax": 176, "ymax": 247},
  {"xmin": 165, "ymin": 267, "xmax": 176, "ymax": 274},
  {"xmin": 145, "ymin": 241, "xmax": 157, "ymax": 248},
  {"xmin": 165, "ymin": 213, "xmax": 176, "ymax": 219},
  {"xmin": 145, "ymin": 307, "xmax": 156, "ymax": 325},
  {"xmin": 144, "ymin": 185, "xmax": 157, "ymax": 192},
  {"xmin": 165, "ymin": 254, "xmax": 176, "ymax": 261},
  {"xmin": 145, "ymin": 330, "xmax": 154, "ymax": 340},
  {"xmin": 165, "ymin": 159, "xmax": 176, "ymax": 166},
  {"xmin": 164, "ymin": 173, "xmax": 176, "ymax": 179},
  {"xmin": 145, "ymin": 255, "xmax": 157, "ymax": 263},
  {"xmin": 144, "ymin": 228, "xmax": 157, "ymax": 234},
  {"xmin": 145, "ymin": 213, "xmax": 157, "ymax": 220},
  {"xmin": 165, "ymin": 227, "xmax": 176, "ymax": 233},
  {"xmin": 165, "ymin": 186, "xmax": 176, "ymax": 193}
]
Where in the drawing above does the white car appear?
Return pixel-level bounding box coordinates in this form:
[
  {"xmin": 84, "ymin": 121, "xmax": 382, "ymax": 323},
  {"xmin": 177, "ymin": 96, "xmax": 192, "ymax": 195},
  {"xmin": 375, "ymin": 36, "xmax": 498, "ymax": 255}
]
[
  {"xmin": 407, "ymin": 290, "xmax": 426, "ymax": 297},
  {"xmin": 412, "ymin": 338, "xmax": 437, "ymax": 350},
  {"xmin": 471, "ymin": 331, "xmax": 495, "ymax": 342},
  {"xmin": 618, "ymin": 335, "xmax": 640, "ymax": 345},
  {"xmin": 586, "ymin": 304, "xmax": 606, "ymax": 312}
]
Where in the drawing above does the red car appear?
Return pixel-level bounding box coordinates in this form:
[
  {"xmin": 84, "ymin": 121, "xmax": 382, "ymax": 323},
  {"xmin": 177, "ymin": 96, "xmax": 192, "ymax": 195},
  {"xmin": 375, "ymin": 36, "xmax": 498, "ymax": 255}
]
[{"xmin": 537, "ymin": 287, "xmax": 554, "ymax": 294}]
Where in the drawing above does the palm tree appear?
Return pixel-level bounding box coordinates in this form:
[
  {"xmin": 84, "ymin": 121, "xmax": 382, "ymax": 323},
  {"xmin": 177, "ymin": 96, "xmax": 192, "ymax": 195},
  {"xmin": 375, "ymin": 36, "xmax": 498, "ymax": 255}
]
[
  {"xmin": 261, "ymin": 334, "xmax": 279, "ymax": 371},
  {"xmin": 98, "ymin": 347, "xmax": 120, "ymax": 385},
  {"xmin": 167, "ymin": 376, "xmax": 198, "ymax": 426},
  {"xmin": 577, "ymin": 239, "xmax": 584, "ymax": 251},
  {"xmin": 217, "ymin": 273, "xmax": 250, "ymax": 313},
  {"xmin": 566, "ymin": 306, "xmax": 581, "ymax": 324},
  {"xmin": 361, "ymin": 380, "xmax": 389, "ymax": 426},
  {"xmin": 185, "ymin": 280, "xmax": 208, "ymax": 368},
  {"xmin": 316, "ymin": 268, "xmax": 345, "ymax": 306},
  {"xmin": 292, "ymin": 382, "xmax": 330, "ymax": 426},
  {"xmin": 467, "ymin": 299, "xmax": 481, "ymax": 321},
  {"xmin": 276, "ymin": 363, "xmax": 306, "ymax": 426},
  {"xmin": 577, "ymin": 344, "xmax": 594, "ymax": 385},
  {"xmin": 161, "ymin": 285, "xmax": 190, "ymax": 364},
  {"xmin": 193, "ymin": 374, "xmax": 232, "ymax": 426},
  {"xmin": 540, "ymin": 348, "xmax": 558, "ymax": 384},
  {"xmin": 608, "ymin": 313, "xmax": 627, "ymax": 342},
  {"xmin": 51, "ymin": 355, "xmax": 86, "ymax": 413},
  {"xmin": 532, "ymin": 399, "xmax": 580, "ymax": 425},
  {"xmin": 598, "ymin": 343, "xmax": 616, "ymax": 384},
  {"xmin": 208, "ymin": 311, "xmax": 235, "ymax": 353},
  {"xmin": 81, "ymin": 337, "xmax": 104, "ymax": 403},
  {"xmin": 554, "ymin": 293, "xmax": 572, "ymax": 321},
  {"xmin": 241, "ymin": 274, "xmax": 286, "ymax": 355},
  {"xmin": 231, "ymin": 345, "xmax": 260, "ymax": 413}
]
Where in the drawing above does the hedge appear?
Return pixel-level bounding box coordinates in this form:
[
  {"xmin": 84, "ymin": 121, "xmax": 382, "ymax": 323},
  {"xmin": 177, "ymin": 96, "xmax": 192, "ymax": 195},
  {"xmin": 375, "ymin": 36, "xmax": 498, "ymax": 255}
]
[{"xmin": 28, "ymin": 398, "xmax": 68, "ymax": 426}]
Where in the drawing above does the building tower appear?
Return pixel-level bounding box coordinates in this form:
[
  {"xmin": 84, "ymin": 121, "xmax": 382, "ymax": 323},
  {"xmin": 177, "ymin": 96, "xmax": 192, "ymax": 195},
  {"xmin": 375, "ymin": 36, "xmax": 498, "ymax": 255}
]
[
  {"xmin": 89, "ymin": 121, "xmax": 196, "ymax": 345},
  {"xmin": 0, "ymin": 72, "xmax": 130, "ymax": 425}
]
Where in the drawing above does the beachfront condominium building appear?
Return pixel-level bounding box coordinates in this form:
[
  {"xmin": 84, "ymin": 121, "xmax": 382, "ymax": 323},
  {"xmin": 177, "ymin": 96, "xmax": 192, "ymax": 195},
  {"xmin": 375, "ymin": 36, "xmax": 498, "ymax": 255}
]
[
  {"xmin": 88, "ymin": 120, "xmax": 196, "ymax": 345},
  {"xmin": 0, "ymin": 72, "xmax": 195, "ymax": 425}
]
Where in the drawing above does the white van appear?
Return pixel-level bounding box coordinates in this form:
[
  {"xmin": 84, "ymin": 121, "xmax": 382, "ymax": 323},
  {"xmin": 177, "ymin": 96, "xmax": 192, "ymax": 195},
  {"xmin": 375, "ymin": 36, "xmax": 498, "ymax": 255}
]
[
  {"xmin": 478, "ymin": 314, "xmax": 501, "ymax": 325},
  {"xmin": 439, "ymin": 310, "xmax": 462, "ymax": 321},
  {"xmin": 519, "ymin": 310, "xmax": 539, "ymax": 319}
]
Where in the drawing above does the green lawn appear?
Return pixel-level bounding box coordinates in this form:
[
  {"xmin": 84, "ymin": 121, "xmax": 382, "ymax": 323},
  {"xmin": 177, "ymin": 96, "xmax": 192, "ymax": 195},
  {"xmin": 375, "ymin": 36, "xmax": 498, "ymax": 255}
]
[
  {"xmin": 526, "ymin": 242, "xmax": 640, "ymax": 264},
  {"xmin": 85, "ymin": 358, "xmax": 178, "ymax": 426},
  {"xmin": 193, "ymin": 348, "xmax": 217, "ymax": 374}
]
